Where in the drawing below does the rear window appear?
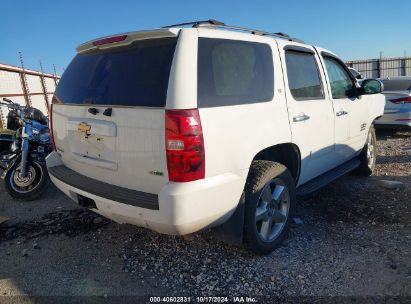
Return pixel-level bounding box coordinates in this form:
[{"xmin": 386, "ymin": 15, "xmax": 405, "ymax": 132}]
[
  {"xmin": 53, "ymin": 37, "xmax": 177, "ymax": 107},
  {"xmin": 381, "ymin": 79, "xmax": 411, "ymax": 92},
  {"xmin": 198, "ymin": 38, "xmax": 274, "ymax": 107}
]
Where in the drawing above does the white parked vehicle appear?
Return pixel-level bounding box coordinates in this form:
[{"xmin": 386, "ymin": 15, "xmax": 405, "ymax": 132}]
[
  {"xmin": 375, "ymin": 77, "xmax": 411, "ymax": 129},
  {"xmin": 47, "ymin": 20, "xmax": 385, "ymax": 254}
]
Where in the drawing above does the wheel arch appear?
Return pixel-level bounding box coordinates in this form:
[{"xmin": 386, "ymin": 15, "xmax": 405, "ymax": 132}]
[
  {"xmin": 372, "ymin": 115, "xmax": 382, "ymax": 124},
  {"xmin": 215, "ymin": 144, "xmax": 301, "ymax": 247},
  {"xmin": 251, "ymin": 143, "xmax": 301, "ymax": 185}
]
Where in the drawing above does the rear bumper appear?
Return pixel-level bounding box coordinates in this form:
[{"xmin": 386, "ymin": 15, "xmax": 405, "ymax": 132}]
[
  {"xmin": 46, "ymin": 151, "xmax": 246, "ymax": 235},
  {"xmin": 375, "ymin": 108, "xmax": 411, "ymax": 128},
  {"xmin": 374, "ymin": 123, "xmax": 411, "ymax": 130}
]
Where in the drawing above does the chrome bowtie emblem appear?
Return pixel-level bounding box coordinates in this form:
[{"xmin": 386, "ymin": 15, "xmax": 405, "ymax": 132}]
[{"xmin": 78, "ymin": 122, "xmax": 91, "ymax": 134}]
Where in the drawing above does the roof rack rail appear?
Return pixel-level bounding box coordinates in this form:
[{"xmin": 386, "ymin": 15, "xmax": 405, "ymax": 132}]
[
  {"xmin": 162, "ymin": 19, "xmax": 225, "ymax": 28},
  {"xmin": 162, "ymin": 20, "xmax": 305, "ymax": 43}
]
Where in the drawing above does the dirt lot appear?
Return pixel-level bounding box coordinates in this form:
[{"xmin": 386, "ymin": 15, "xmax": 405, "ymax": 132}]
[{"xmin": 0, "ymin": 130, "xmax": 410, "ymax": 301}]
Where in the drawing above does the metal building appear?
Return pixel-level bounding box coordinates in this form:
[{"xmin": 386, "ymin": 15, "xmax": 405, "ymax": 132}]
[
  {"xmin": 346, "ymin": 56, "xmax": 411, "ymax": 79},
  {"xmin": 0, "ymin": 63, "xmax": 59, "ymax": 128}
]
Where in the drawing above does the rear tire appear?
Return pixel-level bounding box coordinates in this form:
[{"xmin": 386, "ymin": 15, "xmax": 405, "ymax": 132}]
[
  {"xmin": 4, "ymin": 161, "xmax": 50, "ymax": 201},
  {"xmin": 244, "ymin": 160, "xmax": 296, "ymax": 254},
  {"xmin": 355, "ymin": 126, "xmax": 376, "ymax": 176}
]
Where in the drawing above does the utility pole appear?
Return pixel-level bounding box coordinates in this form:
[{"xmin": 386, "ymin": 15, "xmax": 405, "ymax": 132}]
[
  {"xmin": 53, "ymin": 64, "xmax": 58, "ymax": 86},
  {"xmin": 19, "ymin": 51, "xmax": 31, "ymax": 107},
  {"xmin": 0, "ymin": 106, "xmax": 4, "ymax": 129},
  {"xmin": 39, "ymin": 60, "xmax": 50, "ymax": 114}
]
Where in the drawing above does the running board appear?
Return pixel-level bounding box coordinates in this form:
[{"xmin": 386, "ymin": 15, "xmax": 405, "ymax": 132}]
[{"xmin": 296, "ymin": 158, "xmax": 361, "ymax": 196}]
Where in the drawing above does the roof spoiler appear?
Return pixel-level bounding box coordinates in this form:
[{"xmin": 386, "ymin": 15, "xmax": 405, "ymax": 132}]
[{"xmin": 76, "ymin": 28, "xmax": 179, "ymax": 53}]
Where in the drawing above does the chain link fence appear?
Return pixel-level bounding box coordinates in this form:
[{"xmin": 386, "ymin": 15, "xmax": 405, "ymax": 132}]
[{"xmin": 0, "ymin": 63, "xmax": 59, "ymax": 128}]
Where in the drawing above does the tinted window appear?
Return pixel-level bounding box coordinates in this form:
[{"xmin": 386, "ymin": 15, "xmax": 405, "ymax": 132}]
[
  {"xmin": 323, "ymin": 57, "xmax": 355, "ymax": 99},
  {"xmin": 285, "ymin": 51, "xmax": 324, "ymax": 100},
  {"xmin": 53, "ymin": 38, "xmax": 177, "ymax": 107},
  {"xmin": 381, "ymin": 79, "xmax": 411, "ymax": 91},
  {"xmin": 198, "ymin": 38, "xmax": 274, "ymax": 107}
]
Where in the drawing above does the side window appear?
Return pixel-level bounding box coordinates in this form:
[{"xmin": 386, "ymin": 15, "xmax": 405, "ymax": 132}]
[
  {"xmin": 198, "ymin": 38, "xmax": 274, "ymax": 107},
  {"xmin": 323, "ymin": 57, "xmax": 355, "ymax": 99},
  {"xmin": 285, "ymin": 51, "xmax": 324, "ymax": 100}
]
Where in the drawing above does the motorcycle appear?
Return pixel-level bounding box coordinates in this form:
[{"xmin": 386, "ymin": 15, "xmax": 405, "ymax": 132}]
[
  {"xmin": 0, "ymin": 130, "xmax": 14, "ymax": 159},
  {"xmin": 0, "ymin": 106, "xmax": 21, "ymax": 156},
  {"xmin": 0, "ymin": 98, "xmax": 52, "ymax": 200}
]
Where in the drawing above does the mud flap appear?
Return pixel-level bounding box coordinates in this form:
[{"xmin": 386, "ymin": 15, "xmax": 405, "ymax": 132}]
[{"xmin": 211, "ymin": 192, "xmax": 245, "ymax": 246}]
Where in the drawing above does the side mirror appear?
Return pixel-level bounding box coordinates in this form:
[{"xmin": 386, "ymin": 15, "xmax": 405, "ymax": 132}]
[{"xmin": 360, "ymin": 79, "xmax": 383, "ymax": 95}]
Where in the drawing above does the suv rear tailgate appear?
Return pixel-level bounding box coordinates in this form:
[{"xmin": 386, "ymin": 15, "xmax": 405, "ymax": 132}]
[
  {"xmin": 52, "ymin": 105, "xmax": 167, "ymax": 194},
  {"xmin": 51, "ymin": 35, "xmax": 178, "ymax": 195}
]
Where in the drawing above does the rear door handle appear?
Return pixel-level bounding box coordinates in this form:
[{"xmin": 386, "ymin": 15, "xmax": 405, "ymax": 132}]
[
  {"xmin": 88, "ymin": 108, "xmax": 99, "ymax": 115},
  {"xmin": 293, "ymin": 114, "xmax": 310, "ymax": 122},
  {"xmin": 336, "ymin": 110, "xmax": 348, "ymax": 117},
  {"xmin": 103, "ymin": 108, "xmax": 112, "ymax": 117}
]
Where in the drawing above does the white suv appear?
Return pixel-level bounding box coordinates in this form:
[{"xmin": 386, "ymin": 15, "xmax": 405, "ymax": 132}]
[{"xmin": 47, "ymin": 20, "xmax": 385, "ymax": 254}]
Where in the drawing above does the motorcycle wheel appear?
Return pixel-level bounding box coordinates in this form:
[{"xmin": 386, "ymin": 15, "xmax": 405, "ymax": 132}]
[{"xmin": 4, "ymin": 161, "xmax": 50, "ymax": 201}]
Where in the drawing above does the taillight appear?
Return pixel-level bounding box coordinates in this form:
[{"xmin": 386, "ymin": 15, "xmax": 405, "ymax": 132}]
[
  {"xmin": 390, "ymin": 96, "xmax": 411, "ymax": 104},
  {"xmin": 49, "ymin": 104, "xmax": 56, "ymax": 151},
  {"xmin": 165, "ymin": 109, "xmax": 205, "ymax": 182},
  {"xmin": 92, "ymin": 35, "xmax": 128, "ymax": 46}
]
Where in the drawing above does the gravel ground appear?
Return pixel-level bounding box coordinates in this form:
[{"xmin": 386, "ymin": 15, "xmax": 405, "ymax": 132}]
[{"xmin": 0, "ymin": 129, "xmax": 410, "ymax": 301}]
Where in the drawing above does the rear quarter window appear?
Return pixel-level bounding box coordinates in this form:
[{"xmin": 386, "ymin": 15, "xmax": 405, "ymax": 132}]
[
  {"xmin": 53, "ymin": 37, "xmax": 177, "ymax": 107},
  {"xmin": 198, "ymin": 38, "xmax": 274, "ymax": 107}
]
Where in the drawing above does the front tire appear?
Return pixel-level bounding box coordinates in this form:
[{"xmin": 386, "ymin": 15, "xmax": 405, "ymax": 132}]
[
  {"xmin": 4, "ymin": 161, "xmax": 50, "ymax": 201},
  {"xmin": 244, "ymin": 161, "xmax": 296, "ymax": 254},
  {"xmin": 355, "ymin": 126, "xmax": 376, "ymax": 176}
]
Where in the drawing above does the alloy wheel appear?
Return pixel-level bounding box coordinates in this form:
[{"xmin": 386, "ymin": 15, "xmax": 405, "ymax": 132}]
[
  {"xmin": 366, "ymin": 132, "xmax": 375, "ymax": 168},
  {"xmin": 255, "ymin": 178, "xmax": 290, "ymax": 242}
]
